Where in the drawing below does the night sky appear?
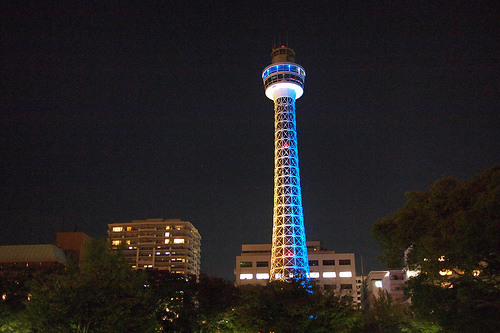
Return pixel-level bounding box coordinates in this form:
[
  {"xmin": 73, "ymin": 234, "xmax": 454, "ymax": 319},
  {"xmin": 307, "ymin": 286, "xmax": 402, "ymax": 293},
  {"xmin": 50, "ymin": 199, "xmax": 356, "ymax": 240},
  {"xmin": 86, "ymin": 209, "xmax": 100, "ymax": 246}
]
[{"xmin": 2, "ymin": 1, "xmax": 498, "ymax": 280}]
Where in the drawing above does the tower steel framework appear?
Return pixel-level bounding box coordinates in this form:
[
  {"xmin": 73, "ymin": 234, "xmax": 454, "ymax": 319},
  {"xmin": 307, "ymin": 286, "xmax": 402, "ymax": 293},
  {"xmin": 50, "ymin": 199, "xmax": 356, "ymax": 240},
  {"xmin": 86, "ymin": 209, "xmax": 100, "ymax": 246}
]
[{"xmin": 262, "ymin": 46, "xmax": 310, "ymax": 284}]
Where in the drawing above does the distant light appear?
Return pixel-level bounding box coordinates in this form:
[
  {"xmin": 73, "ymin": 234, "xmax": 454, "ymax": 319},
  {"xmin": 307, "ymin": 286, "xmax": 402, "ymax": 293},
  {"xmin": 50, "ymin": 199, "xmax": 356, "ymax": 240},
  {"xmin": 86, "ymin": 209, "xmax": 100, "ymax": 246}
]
[
  {"xmin": 374, "ymin": 281, "xmax": 383, "ymax": 288},
  {"xmin": 439, "ymin": 269, "xmax": 453, "ymax": 276}
]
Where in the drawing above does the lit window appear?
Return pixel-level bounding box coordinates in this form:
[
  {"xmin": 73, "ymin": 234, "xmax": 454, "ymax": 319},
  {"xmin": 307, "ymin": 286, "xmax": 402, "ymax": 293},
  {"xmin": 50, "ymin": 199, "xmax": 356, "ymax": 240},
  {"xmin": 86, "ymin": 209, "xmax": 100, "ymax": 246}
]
[
  {"xmin": 156, "ymin": 252, "xmax": 161, "ymax": 255},
  {"xmin": 165, "ymin": 226, "xmax": 170, "ymax": 230},
  {"xmin": 126, "ymin": 227, "xmax": 132, "ymax": 231},
  {"xmin": 112, "ymin": 227, "xmax": 123, "ymax": 232},
  {"xmin": 165, "ymin": 239, "xmax": 170, "ymax": 244},
  {"xmin": 439, "ymin": 269, "xmax": 453, "ymax": 276},
  {"xmin": 310, "ymin": 272, "xmax": 320, "ymax": 278},
  {"xmin": 173, "ymin": 238, "xmax": 184, "ymax": 244},
  {"xmin": 374, "ymin": 280, "xmax": 383, "ymax": 288},
  {"xmin": 240, "ymin": 274, "xmax": 253, "ymax": 280},
  {"xmin": 165, "ymin": 232, "xmax": 170, "ymax": 237},
  {"xmin": 473, "ymin": 270, "xmax": 481, "ymax": 277},
  {"xmin": 339, "ymin": 271, "xmax": 352, "ymax": 278},
  {"xmin": 111, "ymin": 240, "xmax": 121, "ymax": 246},
  {"xmin": 128, "ymin": 246, "xmax": 133, "ymax": 250},
  {"xmin": 323, "ymin": 272, "xmax": 336, "ymax": 278},
  {"xmin": 256, "ymin": 273, "xmax": 269, "ymax": 280}
]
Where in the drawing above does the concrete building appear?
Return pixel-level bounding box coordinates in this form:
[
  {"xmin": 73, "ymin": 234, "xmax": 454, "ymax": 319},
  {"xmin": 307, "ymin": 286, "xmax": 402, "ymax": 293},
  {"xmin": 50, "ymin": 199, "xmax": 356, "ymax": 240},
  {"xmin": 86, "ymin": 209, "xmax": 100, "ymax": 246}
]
[
  {"xmin": 108, "ymin": 218, "xmax": 201, "ymax": 276},
  {"xmin": 235, "ymin": 241, "xmax": 356, "ymax": 294},
  {"xmin": 363, "ymin": 270, "xmax": 407, "ymax": 308},
  {"xmin": 56, "ymin": 231, "xmax": 91, "ymax": 264}
]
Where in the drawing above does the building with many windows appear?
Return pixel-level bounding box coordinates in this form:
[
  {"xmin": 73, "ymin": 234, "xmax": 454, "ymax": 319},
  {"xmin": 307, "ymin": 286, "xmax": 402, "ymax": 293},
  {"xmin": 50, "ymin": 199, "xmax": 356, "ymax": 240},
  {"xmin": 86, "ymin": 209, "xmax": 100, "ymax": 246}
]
[
  {"xmin": 108, "ymin": 218, "xmax": 201, "ymax": 276},
  {"xmin": 235, "ymin": 241, "xmax": 356, "ymax": 293}
]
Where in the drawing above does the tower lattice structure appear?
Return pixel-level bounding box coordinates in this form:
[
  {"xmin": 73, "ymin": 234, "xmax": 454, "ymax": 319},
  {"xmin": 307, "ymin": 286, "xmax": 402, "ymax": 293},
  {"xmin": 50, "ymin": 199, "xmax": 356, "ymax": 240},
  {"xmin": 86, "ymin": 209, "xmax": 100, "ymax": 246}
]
[{"xmin": 262, "ymin": 46, "xmax": 310, "ymax": 283}]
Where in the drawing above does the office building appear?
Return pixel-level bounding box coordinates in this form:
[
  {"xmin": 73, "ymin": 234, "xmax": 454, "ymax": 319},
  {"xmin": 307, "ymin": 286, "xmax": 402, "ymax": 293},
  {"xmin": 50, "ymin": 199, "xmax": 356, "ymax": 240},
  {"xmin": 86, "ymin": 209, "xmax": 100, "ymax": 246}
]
[{"xmin": 235, "ymin": 241, "xmax": 356, "ymax": 294}]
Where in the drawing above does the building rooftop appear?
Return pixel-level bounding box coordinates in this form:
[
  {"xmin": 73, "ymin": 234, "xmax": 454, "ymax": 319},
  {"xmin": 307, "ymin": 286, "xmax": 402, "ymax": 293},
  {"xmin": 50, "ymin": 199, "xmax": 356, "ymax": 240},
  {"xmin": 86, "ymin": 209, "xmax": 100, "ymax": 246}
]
[{"xmin": 0, "ymin": 244, "xmax": 67, "ymax": 264}]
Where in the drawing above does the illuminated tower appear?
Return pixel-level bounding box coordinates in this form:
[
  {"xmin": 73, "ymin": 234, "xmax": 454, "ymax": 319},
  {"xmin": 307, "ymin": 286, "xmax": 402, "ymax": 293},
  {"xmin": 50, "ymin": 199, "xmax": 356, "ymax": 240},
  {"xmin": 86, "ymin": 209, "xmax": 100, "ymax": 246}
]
[{"xmin": 262, "ymin": 46, "xmax": 310, "ymax": 283}]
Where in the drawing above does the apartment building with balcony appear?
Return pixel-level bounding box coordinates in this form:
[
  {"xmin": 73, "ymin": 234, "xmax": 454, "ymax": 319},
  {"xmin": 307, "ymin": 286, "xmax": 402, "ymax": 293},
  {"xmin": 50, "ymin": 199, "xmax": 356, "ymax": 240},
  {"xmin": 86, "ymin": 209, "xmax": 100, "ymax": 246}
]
[{"xmin": 108, "ymin": 218, "xmax": 201, "ymax": 276}]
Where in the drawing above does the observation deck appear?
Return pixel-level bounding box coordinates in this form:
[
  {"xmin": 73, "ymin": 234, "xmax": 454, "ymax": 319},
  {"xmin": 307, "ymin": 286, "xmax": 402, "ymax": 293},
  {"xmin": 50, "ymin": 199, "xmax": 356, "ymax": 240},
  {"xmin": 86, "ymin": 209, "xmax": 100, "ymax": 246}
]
[{"xmin": 262, "ymin": 46, "xmax": 306, "ymax": 100}]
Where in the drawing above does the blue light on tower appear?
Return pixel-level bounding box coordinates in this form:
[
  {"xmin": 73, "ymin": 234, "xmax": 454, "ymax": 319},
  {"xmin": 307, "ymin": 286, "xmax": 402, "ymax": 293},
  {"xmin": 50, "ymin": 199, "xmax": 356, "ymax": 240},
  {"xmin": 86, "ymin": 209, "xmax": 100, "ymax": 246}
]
[{"xmin": 262, "ymin": 46, "xmax": 310, "ymax": 285}]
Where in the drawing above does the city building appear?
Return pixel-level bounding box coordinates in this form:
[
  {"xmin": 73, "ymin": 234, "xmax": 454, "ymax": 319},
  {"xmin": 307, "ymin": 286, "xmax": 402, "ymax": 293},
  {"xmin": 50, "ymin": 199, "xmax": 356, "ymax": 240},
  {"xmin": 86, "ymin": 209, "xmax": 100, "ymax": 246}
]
[
  {"xmin": 262, "ymin": 46, "xmax": 310, "ymax": 282},
  {"xmin": 108, "ymin": 218, "xmax": 201, "ymax": 276},
  {"xmin": 235, "ymin": 241, "xmax": 357, "ymax": 294},
  {"xmin": 56, "ymin": 231, "xmax": 91, "ymax": 264},
  {"xmin": 363, "ymin": 270, "xmax": 407, "ymax": 309},
  {"xmin": 0, "ymin": 244, "xmax": 67, "ymax": 279}
]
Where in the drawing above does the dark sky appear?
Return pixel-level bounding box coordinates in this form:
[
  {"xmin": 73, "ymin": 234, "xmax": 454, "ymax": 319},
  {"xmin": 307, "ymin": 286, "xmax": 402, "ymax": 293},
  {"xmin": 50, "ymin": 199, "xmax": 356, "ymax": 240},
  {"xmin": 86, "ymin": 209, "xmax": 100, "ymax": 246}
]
[{"xmin": 1, "ymin": 1, "xmax": 499, "ymax": 280}]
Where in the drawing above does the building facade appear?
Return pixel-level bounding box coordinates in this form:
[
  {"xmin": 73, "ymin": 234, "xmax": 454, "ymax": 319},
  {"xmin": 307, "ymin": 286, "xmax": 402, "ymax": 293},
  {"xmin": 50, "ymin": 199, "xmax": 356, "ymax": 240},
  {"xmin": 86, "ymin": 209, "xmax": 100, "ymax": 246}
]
[
  {"xmin": 363, "ymin": 270, "xmax": 407, "ymax": 309},
  {"xmin": 235, "ymin": 241, "xmax": 356, "ymax": 294},
  {"xmin": 56, "ymin": 231, "xmax": 91, "ymax": 264},
  {"xmin": 108, "ymin": 218, "xmax": 201, "ymax": 276}
]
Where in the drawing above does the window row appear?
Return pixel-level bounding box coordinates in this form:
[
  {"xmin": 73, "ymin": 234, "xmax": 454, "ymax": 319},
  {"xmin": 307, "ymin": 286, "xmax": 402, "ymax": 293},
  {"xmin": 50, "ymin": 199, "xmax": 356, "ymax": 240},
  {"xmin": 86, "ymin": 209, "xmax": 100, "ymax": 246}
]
[
  {"xmin": 111, "ymin": 238, "xmax": 186, "ymax": 246},
  {"xmin": 241, "ymin": 259, "xmax": 351, "ymax": 268},
  {"xmin": 112, "ymin": 226, "xmax": 188, "ymax": 232},
  {"xmin": 262, "ymin": 64, "xmax": 305, "ymax": 80},
  {"xmin": 239, "ymin": 271, "xmax": 352, "ymax": 280},
  {"xmin": 310, "ymin": 259, "xmax": 351, "ymax": 266},
  {"xmin": 240, "ymin": 261, "xmax": 269, "ymax": 268}
]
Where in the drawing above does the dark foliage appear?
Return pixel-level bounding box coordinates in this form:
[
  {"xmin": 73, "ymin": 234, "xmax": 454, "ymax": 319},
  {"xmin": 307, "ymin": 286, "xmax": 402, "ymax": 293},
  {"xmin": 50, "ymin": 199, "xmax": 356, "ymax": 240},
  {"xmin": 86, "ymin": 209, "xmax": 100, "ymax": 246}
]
[{"xmin": 372, "ymin": 165, "xmax": 500, "ymax": 332}]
